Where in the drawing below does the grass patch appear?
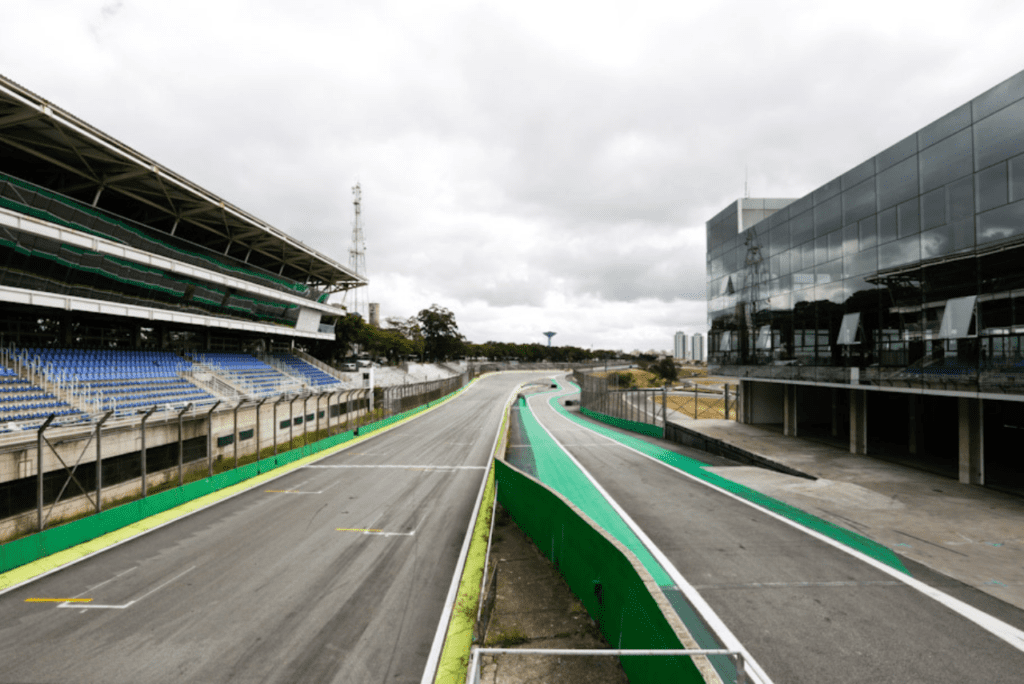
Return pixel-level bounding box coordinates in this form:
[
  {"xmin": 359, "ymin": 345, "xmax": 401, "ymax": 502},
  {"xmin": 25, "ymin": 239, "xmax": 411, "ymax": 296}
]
[{"xmin": 485, "ymin": 623, "xmax": 529, "ymax": 647}]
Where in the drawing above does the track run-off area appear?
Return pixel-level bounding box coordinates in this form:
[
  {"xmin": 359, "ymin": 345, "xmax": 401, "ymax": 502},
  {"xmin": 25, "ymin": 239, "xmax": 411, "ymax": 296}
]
[
  {"xmin": 522, "ymin": 375, "xmax": 1024, "ymax": 684},
  {"xmin": 0, "ymin": 372, "xmax": 554, "ymax": 684}
]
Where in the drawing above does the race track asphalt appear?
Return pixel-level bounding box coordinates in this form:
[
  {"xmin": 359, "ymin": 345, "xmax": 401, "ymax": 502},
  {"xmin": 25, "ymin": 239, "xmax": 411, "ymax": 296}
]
[{"xmin": 0, "ymin": 372, "xmax": 553, "ymax": 684}]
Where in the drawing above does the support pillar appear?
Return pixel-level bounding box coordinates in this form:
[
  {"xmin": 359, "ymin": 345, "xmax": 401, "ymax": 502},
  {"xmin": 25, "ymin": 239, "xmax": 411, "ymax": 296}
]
[
  {"xmin": 849, "ymin": 389, "xmax": 867, "ymax": 455},
  {"xmin": 958, "ymin": 397, "xmax": 984, "ymax": 485},
  {"xmin": 783, "ymin": 384, "xmax": 798, "ymax": 437}
]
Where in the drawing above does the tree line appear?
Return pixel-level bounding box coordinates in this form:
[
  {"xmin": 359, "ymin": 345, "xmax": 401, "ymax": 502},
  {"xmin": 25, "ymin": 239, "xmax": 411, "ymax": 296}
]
[{"xmin": 310, "ymin": 304, "xmax": 620, "ymax": 365}]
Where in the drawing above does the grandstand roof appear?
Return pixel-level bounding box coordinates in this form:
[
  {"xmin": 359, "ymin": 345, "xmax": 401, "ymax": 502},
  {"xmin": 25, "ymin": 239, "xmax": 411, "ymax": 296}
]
[{"xmin": 0, "ymin": 73, "xmax": 365, "ymax": 293}]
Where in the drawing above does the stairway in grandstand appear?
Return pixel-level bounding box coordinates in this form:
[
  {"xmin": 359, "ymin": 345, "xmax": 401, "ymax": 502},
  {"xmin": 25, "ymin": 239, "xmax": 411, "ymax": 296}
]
[{"xmin": 0, "ymin": 365, "xmax": 85, "ymax": 432}]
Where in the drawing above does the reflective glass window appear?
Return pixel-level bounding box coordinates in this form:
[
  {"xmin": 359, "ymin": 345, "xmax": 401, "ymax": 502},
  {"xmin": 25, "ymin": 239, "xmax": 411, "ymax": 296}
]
[
  {"xmin": 837, "ymin": 312, "xmax": 861, "ymax": 345},
  {"xmin": 972, "ymin": 69, "xmax": 1024, "ymax": 122},
  {"xmin": 921, "ymin": 223, "xmax": 956, "ymax": 259},
  {"xmin": 814, "ymin": 235, "xmax": 828, "ymax": 266},
  {"xmin": 877, "ymin": 155, "xmax": 919, "ymax": 211},
  {"xmin": 814, "ymin": 195, "xmax": 842, "ymax": 236},
  {"xmin": 845, "ymin": 246, "xmax": 877, "ymax": 278},
  {"xmin": 918, "ymin": 103, "xmax": 972, "ymax": 150},
  {"xmin": 877, "ymin": 133, "xmax": 918, "ymax": 171},
  {"xmin": 769, "ymin": 208, "xmax": 790, "ymax": 228},
  {"xmin": 939, "ymin": 295, "xmax": 977, "ymax": 339},
  {"xmin": 948, "ymin": 175, "xmax": 974, "ymax": 221},
  {"xmin": 813, "ymin": 178, "xmax": 842, "ymax": 205},
  {"xmin": 828, "ymin": 229, "xmax": 843, "ymax": 262},
  {"xmin": 843, "ymin": 223, "xmax": 859, "ymax": 257},
  {"xmin": 843, "ymin": 177, "xmax": 876, "ymax": 225},
  {"xmin": 1010, "ymin": 153, "xmax": 1024, "ymax": 202},
  {"xmin": 801, "ymin": 240, "xmax": 815, "ymax": 272},
  {"xmin": 778, "ymin": 251, "xmax": 791, "ymax": 276},
  {"xmin": 842, "ymin": 158, "xmax": 875, "ymax": 190},
  {"xmin": 952, "ymin": 217, "xmax": 975, "ymax": 252},
  {"xmin": 816, "ymin": 258, "xmax": 842, "ymax": 285},
  {"xmin": 898, "ymin": 198, "xmax": 921, "ymax": 237},
  {"xmin": 919, "ymin": 127, "xmax": 973, "ymax": 193},
  {"xmin": 769, "ymin": 222, "xmax": 789, "ymax": 255},
  {"xmin": 790, "ymin": 209, "xmax": 814, "ymax": 246},
  {"xmin": 878, "ymin": 207, "xmax": 898, "ymax": 245},
  {"xmin": 921, "ymin": 188, "xmax": 946, "ymax": 231},
  {"xmin": 859, "ymin": 216, "xmax": 878, "ymax": 250},
  {"xmin": 788, "ymin": 195, "xmax": 813, "ymax": 218},
  {"xmin": 879, "ymin": 234, "xmax": 920, "ymax": 270},
  {"xmin": 977, "ymin": 199, "xmax": 1024, "ymax": 246},
  {"xmin": 974, "ymin": 96, "xmax": 1024, "ymax": 169},
  {"xmin": 977, "ymin": 162, "xmax": 1008, "ymax": 212}
]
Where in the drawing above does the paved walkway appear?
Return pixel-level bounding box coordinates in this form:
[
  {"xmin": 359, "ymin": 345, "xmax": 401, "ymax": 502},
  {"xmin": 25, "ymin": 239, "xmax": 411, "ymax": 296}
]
[{"xmin": 675, "ymin": 417, "xmax": 1024, "ymax": 612}]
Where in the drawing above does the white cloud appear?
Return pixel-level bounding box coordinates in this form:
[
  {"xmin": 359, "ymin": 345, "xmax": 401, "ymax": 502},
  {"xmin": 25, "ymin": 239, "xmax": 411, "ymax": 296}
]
[{"xmin": 2, "ymin": 0, "xmax": 1024, "ymax": 351}]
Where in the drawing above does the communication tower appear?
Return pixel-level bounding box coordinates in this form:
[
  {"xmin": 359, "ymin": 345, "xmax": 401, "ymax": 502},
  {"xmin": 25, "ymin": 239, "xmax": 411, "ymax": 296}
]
[{"xmin": 347, "ymin": 183, "xmax": 367, "ymax": 320}]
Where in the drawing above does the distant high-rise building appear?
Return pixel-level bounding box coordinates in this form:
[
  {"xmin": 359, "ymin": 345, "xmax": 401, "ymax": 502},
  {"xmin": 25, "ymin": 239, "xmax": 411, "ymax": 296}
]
[
  {"xmin": 368, "ymin": 302, "xmax": 380, "ymax": 327},
  {"xmin": 692, "ymin": 333, "xmax": 704, "ymax": 362},
  {"xmin": 674, "ymin": 331, "xmax": 688, "ymax": 359}
]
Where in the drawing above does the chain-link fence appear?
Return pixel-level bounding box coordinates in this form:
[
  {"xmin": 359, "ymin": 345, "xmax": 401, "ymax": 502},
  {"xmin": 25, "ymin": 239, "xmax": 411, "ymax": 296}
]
[{"xmin": 572, "ymin": 371, "xmax": 737, "ymax": 423}]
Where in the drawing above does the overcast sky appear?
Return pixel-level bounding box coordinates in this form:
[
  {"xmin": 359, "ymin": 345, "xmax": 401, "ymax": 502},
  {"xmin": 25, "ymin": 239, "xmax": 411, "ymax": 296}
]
[{"xmin": 3, "ymin": 1, "xmax": 1024, "ymax": 354}]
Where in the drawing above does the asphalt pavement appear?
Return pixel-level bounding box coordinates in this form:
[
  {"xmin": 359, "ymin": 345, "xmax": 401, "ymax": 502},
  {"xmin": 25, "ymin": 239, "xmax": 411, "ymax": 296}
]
[
  {"xmin": 0, "ymin": 372, "xmax": 552, "ymax": 684},
  {"xmin": 527, "ymin": 378, "xmax": 1024, "ymax": 684}
]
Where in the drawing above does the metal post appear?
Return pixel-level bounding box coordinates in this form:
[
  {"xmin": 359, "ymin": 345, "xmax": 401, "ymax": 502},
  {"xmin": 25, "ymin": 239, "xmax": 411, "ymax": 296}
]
[
  {"xmin": 289, "ymin": 394, "xmax": 300, "ymax": 448},
  {"xmin": 233, "ymin": 399, "xmax": 246, "ymax": 469},
  {"xmin": 140, "ymin": 405, "xmax": 157, "ymax": 497},
  {"xmin": 662, "ymin": 385, "xmax": 668, "ymax": 430},
  {"xmin": 695, "ymin": 384, "xmax": 699, "ymax": 419},
  {"xmin": 36, "ymin": 414, "xmax": 56, "ymax": 532},
  {"xmin": 274, "ymin": 395, "xmax": 287, "ymax": 456},
  {"xmin": 94, "ymin": 410, "xmax": 113, "ymax": 512},
  {"xmin": 255, "ymin": 397, "xmax": 268, "ymax": 468},
  {"xmin": 724, "ymin": 384, "xmax": 730, "ymax": 420},
  {"xmin": 301, "ymin": 392, "xmax": 309, "ymax": 453},
  {"xmin": 178, "ymin": 403, "xmax": 193, "ymax": 486},
  {"xmin": 206, "ymin": 401, "xmax": 221, "ymax": 477}
]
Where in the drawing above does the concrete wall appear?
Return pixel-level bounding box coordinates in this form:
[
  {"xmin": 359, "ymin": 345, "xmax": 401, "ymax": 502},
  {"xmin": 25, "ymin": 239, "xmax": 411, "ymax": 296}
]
[{"xmin": 741, "ymin": 380, "xmax": 784, "ymax": 424}]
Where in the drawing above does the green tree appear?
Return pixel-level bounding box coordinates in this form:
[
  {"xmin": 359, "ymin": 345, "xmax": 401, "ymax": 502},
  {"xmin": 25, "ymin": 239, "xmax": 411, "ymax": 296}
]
[
  {"xmin": 652, "ymin": 357, "xmax": 678, "ymax": 384},
  {"xmin": 417, "ymin": 304, "xmax": 466, "ymax": 361}
]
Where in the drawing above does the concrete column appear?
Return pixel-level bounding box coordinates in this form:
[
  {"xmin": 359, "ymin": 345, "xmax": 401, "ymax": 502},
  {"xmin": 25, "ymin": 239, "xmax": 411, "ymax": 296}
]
[
  {"xmin": 908, "ymin": 395, "xmax": 923, "ymax": 455},
  {"xmin": 958, "ymin": 397, "xmax": 984, "ymax": 485},
  {"xmin": 738, "ymin": 380, "xmax": 749, "ymax": 424},
  {"xmin": 783, "ymin": 384, "xmax": 798, "ymax": 437},
  {"xmin": 850, "ymin": 389, "xmax": 867, "ymax": 455}
]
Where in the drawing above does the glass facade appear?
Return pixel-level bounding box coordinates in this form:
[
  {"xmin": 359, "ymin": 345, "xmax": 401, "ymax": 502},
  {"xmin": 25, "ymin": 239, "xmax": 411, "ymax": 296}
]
[{"xmin": 706, "ymin": 69, "xmax": 1024, "ymax": 394}]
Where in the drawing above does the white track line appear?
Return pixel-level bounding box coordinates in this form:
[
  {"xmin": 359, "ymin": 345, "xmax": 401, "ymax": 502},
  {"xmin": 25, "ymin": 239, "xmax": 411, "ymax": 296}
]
[
  {"xmin": 527, "ymin": 390, "xmax": 773, "ymax": 684},
  {"xmin": 546, "ymin": 378, "xmax": 1024, "ymax": 655}
]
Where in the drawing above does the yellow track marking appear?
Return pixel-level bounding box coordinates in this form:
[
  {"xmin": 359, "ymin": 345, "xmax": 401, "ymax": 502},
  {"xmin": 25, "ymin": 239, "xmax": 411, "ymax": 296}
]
[{"xmin": 26, "ymin": 598, "xmax": 92, "ymax": 603}]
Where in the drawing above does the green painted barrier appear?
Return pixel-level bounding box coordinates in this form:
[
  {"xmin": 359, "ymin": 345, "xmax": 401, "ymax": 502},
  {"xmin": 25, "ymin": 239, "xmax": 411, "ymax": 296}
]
[
  {"xmin": 0, "ymin": 382, "xmax": 474, "ymax": 576},
  {"xmin": 580, "ymin": 406, "xmax": 664, "ymax": 438},
  {"xmin": 495, "ymin": 460, "xmax": 705, "ymax": 683}
]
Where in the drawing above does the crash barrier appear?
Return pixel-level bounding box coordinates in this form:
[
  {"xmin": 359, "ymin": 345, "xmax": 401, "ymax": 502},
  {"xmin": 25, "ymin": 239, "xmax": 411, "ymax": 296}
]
[
  {"xmin": 573, "ymin": 371, "xmax": 666, "ymax": 437},
  {"xmin": 580, "ymin": 407, "xmax": 665, "ymax": 438},
  {"xmin": 0, "ymin": 385, "xmax": 469, "ymax": 576},
  {"xmin": 494, "ymin": 459, "xmax": 710, "ymax": 683}
]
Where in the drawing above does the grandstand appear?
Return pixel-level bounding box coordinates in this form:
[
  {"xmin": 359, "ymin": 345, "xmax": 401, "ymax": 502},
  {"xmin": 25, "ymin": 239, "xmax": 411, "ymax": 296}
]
[{"xmin": 0, "ymin": 72, "xmax": 367, "ymax": 532}]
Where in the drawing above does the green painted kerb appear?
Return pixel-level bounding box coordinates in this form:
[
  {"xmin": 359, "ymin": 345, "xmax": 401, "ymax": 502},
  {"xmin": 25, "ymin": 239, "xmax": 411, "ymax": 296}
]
[
  {"xmin": 434, "ymin": 461, "xmax": 495, "ymax": 684},
  {"xmin": 554, "ymin": 383, "xmax": 910, "ymax": 575},
  {"xmin": 580, "ymin": 406, "xmax": 664, "ymax": 438}
]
